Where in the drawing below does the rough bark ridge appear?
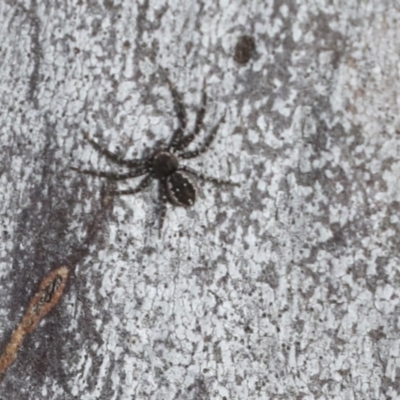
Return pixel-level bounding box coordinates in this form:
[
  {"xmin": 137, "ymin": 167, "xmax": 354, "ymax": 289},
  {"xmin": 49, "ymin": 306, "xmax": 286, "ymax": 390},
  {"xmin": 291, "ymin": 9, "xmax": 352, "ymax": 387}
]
[{"xmin": 0, "ymin": 0, "xmax": 398, "ymax": 399}]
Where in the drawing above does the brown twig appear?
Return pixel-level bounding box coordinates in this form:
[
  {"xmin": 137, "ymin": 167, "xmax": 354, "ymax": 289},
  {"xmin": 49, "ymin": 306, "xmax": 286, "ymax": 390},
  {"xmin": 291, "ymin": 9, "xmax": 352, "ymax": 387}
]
[{"xmin": 0, "ymin": 266, "xmax": 69, "ymax": 375}]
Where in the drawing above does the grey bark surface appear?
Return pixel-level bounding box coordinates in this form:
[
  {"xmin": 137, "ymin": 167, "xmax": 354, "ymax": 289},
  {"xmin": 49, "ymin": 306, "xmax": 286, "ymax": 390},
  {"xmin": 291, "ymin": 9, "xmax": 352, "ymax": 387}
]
[{"xmin": 0, "ymin": 0, "xmax": 399, "ymax": 399}]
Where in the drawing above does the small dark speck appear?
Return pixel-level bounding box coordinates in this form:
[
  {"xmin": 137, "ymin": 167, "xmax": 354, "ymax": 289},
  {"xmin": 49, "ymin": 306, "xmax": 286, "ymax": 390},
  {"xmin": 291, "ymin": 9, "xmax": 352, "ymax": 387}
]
[
  {"xmin": 123, "ymin": 40, "xmax": 131, "ymax": 49},
  {"xmin": 73, "ymin": 47, "xmax": 80, "ymax": 54},
  {"xmin": 234, "ymin": 35, "xmax": 256, "ymax": 65},
  {"xmin": 244, "ymin": 325, "xmax": 253, "ymax": 334}
]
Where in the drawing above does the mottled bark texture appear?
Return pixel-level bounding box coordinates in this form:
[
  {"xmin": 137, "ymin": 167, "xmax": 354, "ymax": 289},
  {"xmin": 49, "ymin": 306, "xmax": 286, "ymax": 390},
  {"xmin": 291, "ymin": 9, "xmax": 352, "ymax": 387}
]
[{"xmin": 0, "ymin": 0, "xmax": 399, "ymax": 399}]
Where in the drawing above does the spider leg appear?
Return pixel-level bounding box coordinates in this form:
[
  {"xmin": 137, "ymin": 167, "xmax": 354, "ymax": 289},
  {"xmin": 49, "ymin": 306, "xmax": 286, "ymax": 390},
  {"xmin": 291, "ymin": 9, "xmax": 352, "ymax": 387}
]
[
  {"xmin": 178, "ymin": 112, "xmax": 225, "ymax": 160},
  {"xmin": 180, "ymin": 165, "xmax": 239, "ymax": 186},
  {"xmin": 166, "ymin": 78, "xmax": 187, "ymax": 149},
  {"xmin": 157, "ymin": 180, "xmax": 168, "ymax": 237},
  {"xmin": 108, "ymin": 173, "xmax": 153, "ymax": 196},
  {"xmin": 70, "ymin": 166, "xmax": 148, "ymax": 180},
  {"xmin": 172, "ymin": 79, "xmax": 207, "ymax": 152},
  {"xmin": 82, "ymin": 131, "xmax": 146, "ymax": 168}
]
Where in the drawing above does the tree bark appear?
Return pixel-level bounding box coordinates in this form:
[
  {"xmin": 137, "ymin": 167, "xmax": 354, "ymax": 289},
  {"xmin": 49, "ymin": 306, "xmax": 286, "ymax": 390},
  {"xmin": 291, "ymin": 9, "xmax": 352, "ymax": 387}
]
[{"xmin": 0, "ymin": 0, "xmax": 399, "ymax": 399}]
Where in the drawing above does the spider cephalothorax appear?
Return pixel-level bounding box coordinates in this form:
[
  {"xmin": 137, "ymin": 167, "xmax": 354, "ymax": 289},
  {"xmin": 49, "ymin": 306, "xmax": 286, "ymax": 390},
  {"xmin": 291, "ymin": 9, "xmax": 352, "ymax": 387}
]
[
  {"xmin": 71, "ymin": 78, "xmax": 236, "ymax": 235},
  {"xmin": 152, "ymin": 150, "xmax": 178, "ymax": 178}
]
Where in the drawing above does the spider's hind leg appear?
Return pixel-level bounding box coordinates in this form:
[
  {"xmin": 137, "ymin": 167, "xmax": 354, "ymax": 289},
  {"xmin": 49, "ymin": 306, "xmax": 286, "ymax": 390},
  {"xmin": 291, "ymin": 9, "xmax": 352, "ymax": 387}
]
[
  {"xmin": 156, "ymin": 180, "xmax": 168, "ymax": 237},
  {"xmin": 180, "ymin": 165, "xmax": 239, "ymax": 187},
  {"xmin": 108, "ymin": 174, "xmax": 153, "ymax": 196}
]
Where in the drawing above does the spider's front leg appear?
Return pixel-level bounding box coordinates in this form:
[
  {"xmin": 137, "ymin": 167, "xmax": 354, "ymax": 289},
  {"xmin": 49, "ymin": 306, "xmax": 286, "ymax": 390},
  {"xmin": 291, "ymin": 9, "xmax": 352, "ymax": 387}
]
[
  {"xmin": 178, "ymin": 112, "xmax": 226, "ymax": 160},
  {"xmin": 70, "ymin": 166, "xmax": 148, "ymax": 181},
  {"xmin": 166, "ymin": 78, "xmax": 187, "ymax": 149},
  {"xmin": 82, "ymin": 131, "xmax": 145, "ymax": 168},
  {"xmin": 171, "ymin": 79, "xmax": 207, "ymax": 152}
]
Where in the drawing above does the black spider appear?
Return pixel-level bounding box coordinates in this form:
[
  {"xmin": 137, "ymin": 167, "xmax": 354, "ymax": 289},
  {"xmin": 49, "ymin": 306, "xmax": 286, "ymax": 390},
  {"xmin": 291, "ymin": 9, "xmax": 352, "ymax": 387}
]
[{"xmin": 71, "ymin": 78, "xmax": 237, "ymax": 235}]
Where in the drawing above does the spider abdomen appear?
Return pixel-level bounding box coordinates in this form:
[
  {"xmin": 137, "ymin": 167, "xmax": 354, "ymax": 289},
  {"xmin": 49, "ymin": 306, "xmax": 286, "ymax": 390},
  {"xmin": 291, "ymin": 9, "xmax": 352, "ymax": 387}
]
[{"xmin": 166, "ymin": 170, "xmax": 197, "ymax": 207}]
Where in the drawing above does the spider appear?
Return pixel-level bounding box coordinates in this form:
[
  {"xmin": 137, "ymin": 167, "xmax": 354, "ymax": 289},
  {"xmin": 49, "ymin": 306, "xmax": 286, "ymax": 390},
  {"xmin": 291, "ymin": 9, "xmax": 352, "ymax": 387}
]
[{"xmin": 71, "ymin": 78, "xmax": 237, "ymax": 235}]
